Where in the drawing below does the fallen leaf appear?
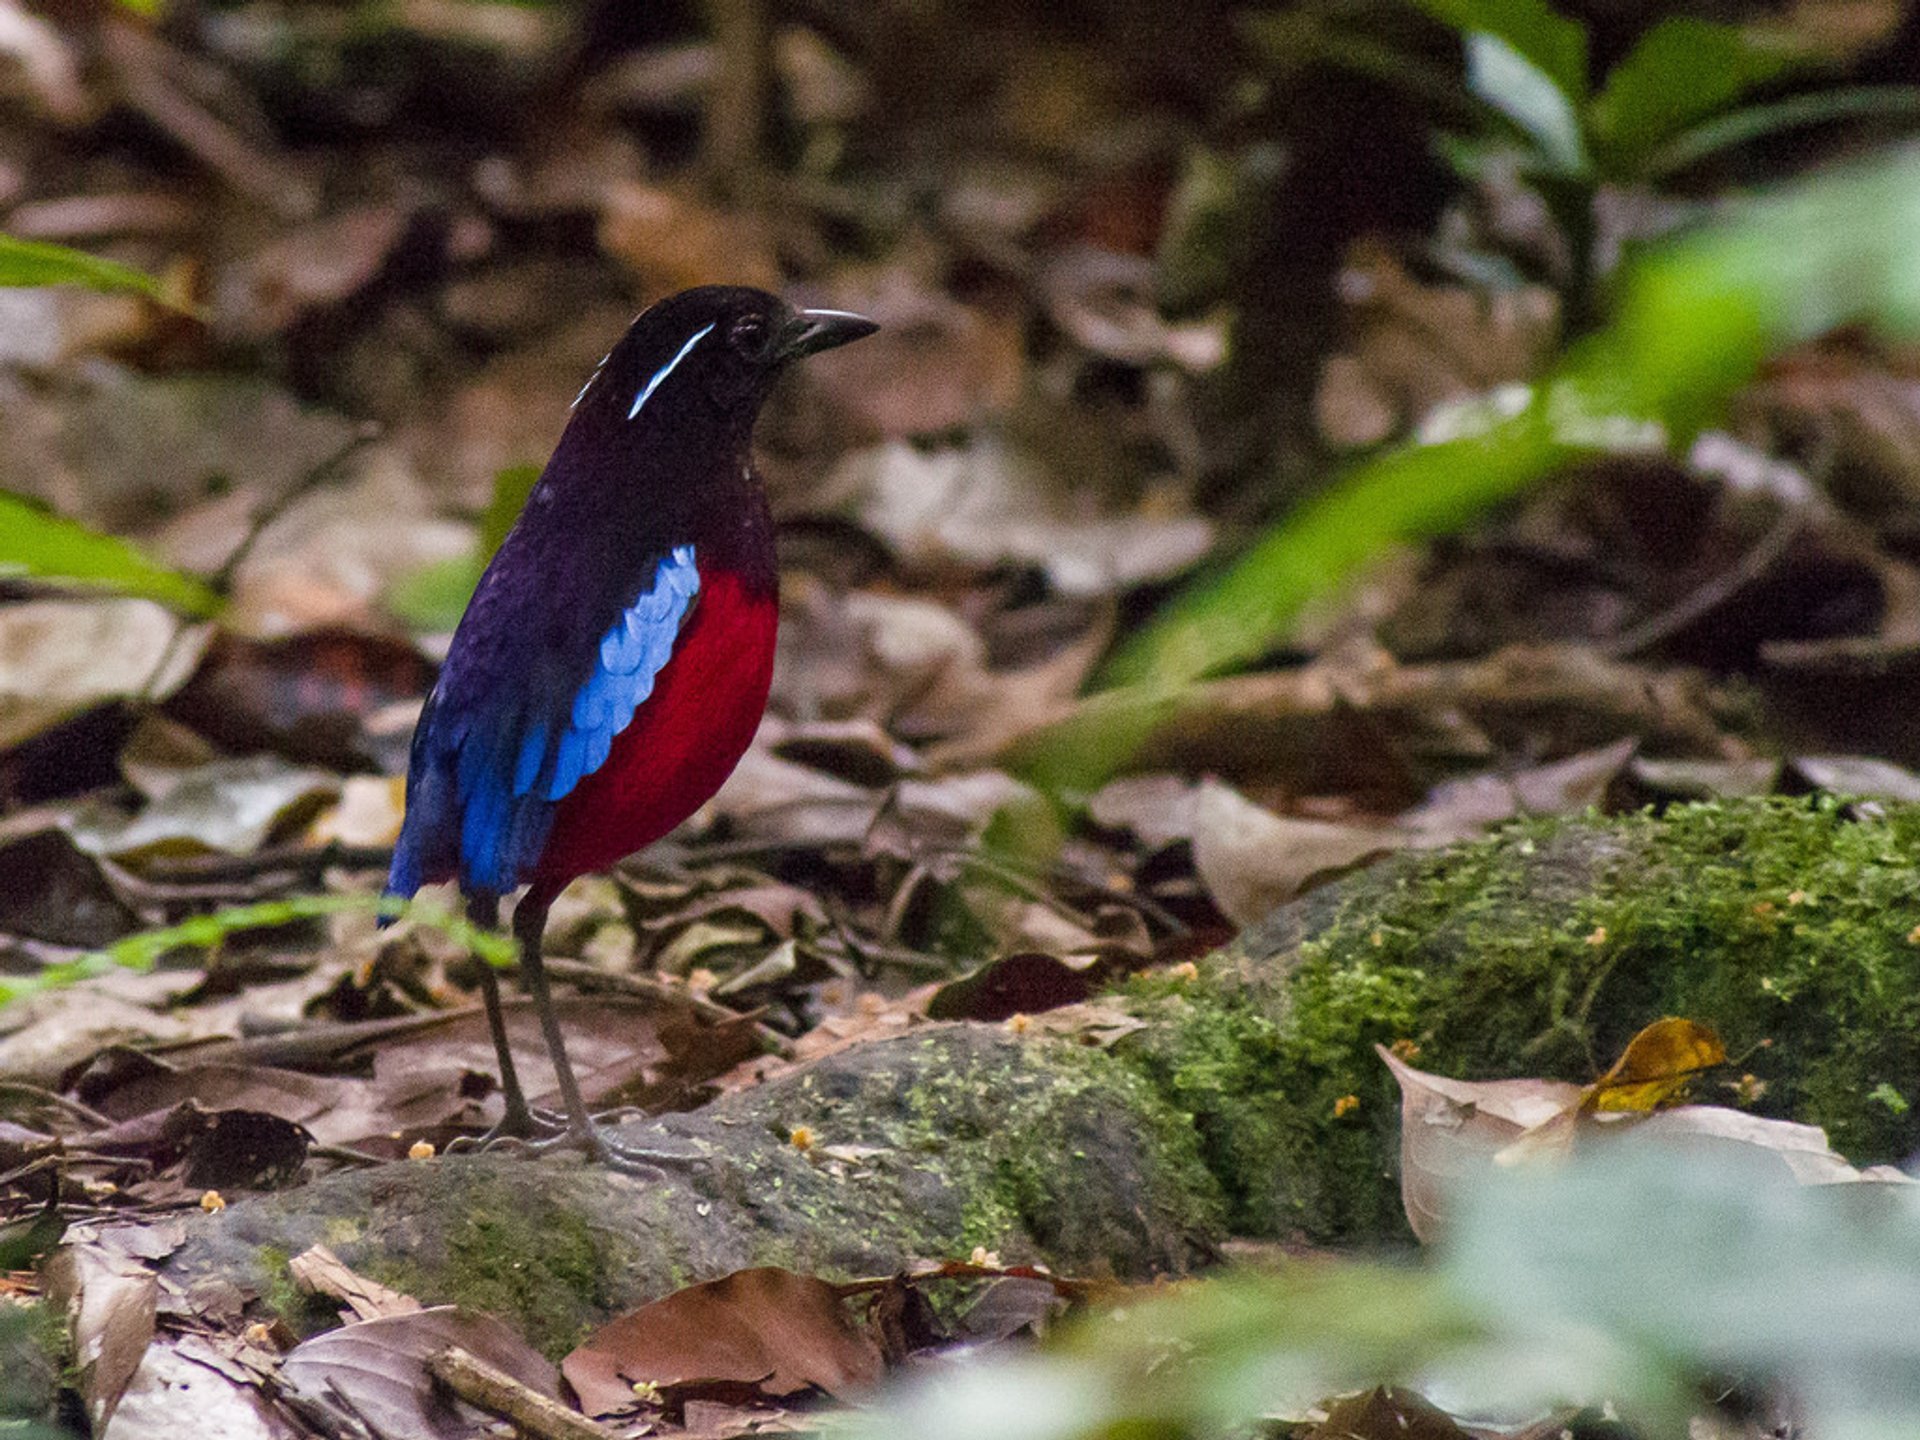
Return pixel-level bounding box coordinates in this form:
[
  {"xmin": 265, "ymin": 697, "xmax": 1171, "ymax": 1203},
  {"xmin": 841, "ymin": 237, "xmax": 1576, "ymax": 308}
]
[
  {"xmin": 44, "ymin": 1241, "xmax": 157, "ymax": 1435},
  {"xmin": 1192, "ymin": 780, "xmax": 1398, "ymax": 927},
  {"xmin": 926, "ymin": 952, "xmax": 1097, "ymax": 1022},
  {"xmin": 214, "ymin": 203, "xmax": 413, "ymax": 341},
  {"xmin": 288, "ymin": 1244, "xmax": 423, "ymax": 1322},
  {"xmin": 67, "ymin": 754, "xmax": 339, "ymax": 861},
  {"xmin": 1084, "ymin": 773, "xmax": 1201, "ymax": 851},
  {"xmin": 167, "ymin": 628, "xmax": 435, "ymax": 773},
  {"xmin": 1790, "ymin": 754, "xmax": 1920, "ymax": 802},
  {"xmin": 101, "ymin": 1333, "xmax": 299, "ymax": 1440},
  {"xmin": 562, "ymin": 1267, "xmax": 883, "ymax": 1417},
  {"xmin": 0, "ymin": 820, "xmax": 137, "ymax": 945},
  {"xmin": 1581, "ymin": 1017, "xmax": 1727, "ymax": 1114},
  {"xmin": 801, "ymin": 281, "xmax": 1024, "ymax": 438},
  {"xmin": 1622, "ymin": 1106, "xmax": 1914, "ymax": 1186},
  {"xmin": 0, "ymin": 598, "xmax": 209, "ymax": 750},
  {"xmin": 598, "ymin": 181, "xmax": 779, "ymax": 295},
  {"xmin": 1303, "ymin": 1385, "xmax": 1471, "ymax": 1440},
  {"xmin": 840, "ymin": 437, "xmax": 1214, "ymax": 597},
  {"xmin": 1377, "ymin": 1044, "xmax": 1582, "ymax": 1244},
  {"xmin": 281, "ymin": 1307, "xmax": 560, "ymax": 1440}
]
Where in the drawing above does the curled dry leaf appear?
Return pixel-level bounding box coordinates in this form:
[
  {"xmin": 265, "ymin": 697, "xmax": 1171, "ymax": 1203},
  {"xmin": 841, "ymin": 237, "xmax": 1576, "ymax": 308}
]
[
  {"xmin": 44, "ymin": 1241, "xmax": 158, "ymax": 1435},
  {"xmin": 598, "ymin": 181, "xmax": 780, "ymax": 296},
  {"xmin": 561, "ymin": 1266, "xmax": 883, "ymax": 1417},
  {"xmin": 67, "ymin": 754, "xmax": 340, "ymax": 862},
  {"xmin": 288, "ymin": 1243, "xmax": 423, "ymax": 1322},
  {"xmin": 1582, "ymin": 1016, "xmax": 1727, "ymax": 1113},
  {"xmin": 1303, "ymin": 1385, "xmax": 1473, "ymax": 1440},
  {"xmin": 0, "ymin": 821, "xmax": 138, "ymax": 945},
  {"xmin": 800, "ymin": 282, "xmax": 1024, "ymax": 439},
  {"xmin": 1376, "ymin": 1044, "xmax": 1582, "ymax": 1244},
  {"xmin": 101, "ymin": 1333, "xmax": 300, "ymax": 1440},
  {"xmin": 213, "ymin": 203, "xmax": 414, "ymax": 341}
]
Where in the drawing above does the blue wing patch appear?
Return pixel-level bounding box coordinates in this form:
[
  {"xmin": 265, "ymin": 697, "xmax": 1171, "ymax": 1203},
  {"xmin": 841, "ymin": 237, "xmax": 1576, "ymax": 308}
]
[
  {"xmin": 543, "ymin": 544, "xmax": 699, "ymax": 801},
  {"xmin": 387, "ymin": 544, "xmax": 701, "ymax": 901}
]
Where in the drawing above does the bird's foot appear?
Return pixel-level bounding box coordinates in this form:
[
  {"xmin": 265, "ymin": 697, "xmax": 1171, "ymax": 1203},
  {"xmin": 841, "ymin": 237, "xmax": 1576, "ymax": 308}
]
[
  {"xmin": 445, "ymin": 1109, "xmax": 683, "ymax": 1180},
  {"xmin": 442, "ymin": 1099, "xmax": 564, "ymax": 1154}
]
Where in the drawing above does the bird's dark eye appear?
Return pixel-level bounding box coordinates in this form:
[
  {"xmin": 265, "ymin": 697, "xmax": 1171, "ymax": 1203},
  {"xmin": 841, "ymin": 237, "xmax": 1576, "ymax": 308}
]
[{"xmin": 729, "ymin": 315, "xmax": 768, "ymax": 354}]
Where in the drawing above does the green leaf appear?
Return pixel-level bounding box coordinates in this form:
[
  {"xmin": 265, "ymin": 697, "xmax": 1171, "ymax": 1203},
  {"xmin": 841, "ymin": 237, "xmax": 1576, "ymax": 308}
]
[
  {"xmin": 1645, "ymin": 84, "xmax": 1920, "ymax": 178},
  {"xmin": 0, "ymin": 233, "xmax": 173, "ymax": 302},
  {"xmin": 0, "ymin": 893, "xmax": 516, "ymax": 1010},
  {"xmin": 1465, "ymin": 32, "xmax": 1588, "ymax": 175},
  {"xmin": 0, "ymin": 491, "xmax": 220, "ymax": 615},
  {"xmin": 1589, "ymin": 18, "xmax": 1799, "ymax": 176},
  {"xmin": 478, "ymin": 462, "xmax": 541, "ymax": 556},
  {"xmin": 1415, "ymin": 0, "xmax": 1588, "ymax": 102}
]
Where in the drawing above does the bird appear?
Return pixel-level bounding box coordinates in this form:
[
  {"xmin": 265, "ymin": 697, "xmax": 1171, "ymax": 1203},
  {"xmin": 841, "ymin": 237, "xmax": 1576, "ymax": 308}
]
[{"xmin": 385, "ymin": 286, "xmax": 876, "ymax": 1168}]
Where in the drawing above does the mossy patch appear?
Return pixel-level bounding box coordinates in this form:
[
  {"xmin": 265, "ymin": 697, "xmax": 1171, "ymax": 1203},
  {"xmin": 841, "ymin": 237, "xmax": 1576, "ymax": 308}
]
[
  {"xmin": 352, "ymin": 1172, "xmax": 624, "ymax": 1359},
  {"xmin": 1122, "ymin": 796, "xmax": 1920, "ymax": 1241}
]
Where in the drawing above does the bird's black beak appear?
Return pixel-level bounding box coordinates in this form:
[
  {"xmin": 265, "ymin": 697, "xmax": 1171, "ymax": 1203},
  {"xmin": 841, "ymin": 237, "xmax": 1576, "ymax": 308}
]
[{"xmin": 776, "ymin": 308, "xmax": 879, "ymax": 360}]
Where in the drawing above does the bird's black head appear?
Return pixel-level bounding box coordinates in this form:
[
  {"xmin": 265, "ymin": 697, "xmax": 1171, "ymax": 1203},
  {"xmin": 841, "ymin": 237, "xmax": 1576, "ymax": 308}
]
[{"xmin": 573, "ymin": 286, "xmax": 876, "ymax": 435}]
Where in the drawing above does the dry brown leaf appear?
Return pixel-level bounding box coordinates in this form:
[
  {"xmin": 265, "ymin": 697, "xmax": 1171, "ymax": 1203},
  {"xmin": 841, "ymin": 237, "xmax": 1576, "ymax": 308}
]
[
  {"xmin": 1304, "ymin": 1385, "xmax": 1472, "ymax": 1440},
  {"xmin": 288, "ymin": 1243, "xmax": 423, "ymax": 1322},
  {"xmin": 800, "ymin": 282, "xmax": 1024, "ymax": 439},
  {"xmin": 281, "ymin": 1306, "xmax": 560, "ymax": 1440},
  {"xmin": 0, "ymin": 599, "xmax": 209, "ymax": 750},
  {"xmin": 561, "ymin": 1267, "xmax": 882, "ymax": 1418},
  {"xmin": 841, "ymin": 438, "xmax": 1213, "ymax": 598},
  {"xmin": 45, "ymin": 1242, "xmax": 157, "ymax": 1435},
  {"xmin": 1192, "ymin": 780, "xmax": 1398, "ymax": 928},
  {"xmin": 598, "ymin": 181, "xmax": 780, "ymax": 296},
  {"xmin": 1377, "ymin": 1044, "xmax": 1581, "ymax": 1243}
]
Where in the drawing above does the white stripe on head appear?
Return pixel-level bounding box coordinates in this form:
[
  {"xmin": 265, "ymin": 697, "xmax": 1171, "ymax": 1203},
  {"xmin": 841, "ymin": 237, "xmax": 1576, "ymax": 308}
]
[{"xmin": 629, "ymin": 323, "xmax": 717, "ymax": 420}]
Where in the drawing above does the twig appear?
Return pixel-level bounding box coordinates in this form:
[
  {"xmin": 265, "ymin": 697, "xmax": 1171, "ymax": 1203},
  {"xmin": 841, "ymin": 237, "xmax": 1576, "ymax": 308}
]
[
  {"xmin": 1605, "ymin": 507, "xmax": 1804, "ymax": 659},
  {"xmin": 0, "ymin": 1082, "xmax": 112, "ymax": 1130},
  {"xmin": 140, "ymin": 841, "xmax": 393, "ymax": 886},
  {"xmin": 426, "ymin": 1346, "xmax": 614, "ymax": 1440},
  {"xmin": 210, "ymin": 424, "xmax": 383, "ymax": 594},
  {"xmin": 540, "ymin": 957, "xmax": 794, "ymax": 1058}
]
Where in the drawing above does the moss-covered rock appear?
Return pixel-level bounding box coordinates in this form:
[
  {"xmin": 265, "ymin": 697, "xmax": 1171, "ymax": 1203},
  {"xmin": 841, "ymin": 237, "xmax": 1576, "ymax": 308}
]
[
  {"xmin": 166, "ymin": 797, "xmax": 1920, "ymax": 1342},
  {"xmin": 170, "ymin": 1025, "xmax": 1219, "ymax": 1357},
  {"xmin": 1117, "ymin": 796, "xmax": 1920, "ymax": 1241}
]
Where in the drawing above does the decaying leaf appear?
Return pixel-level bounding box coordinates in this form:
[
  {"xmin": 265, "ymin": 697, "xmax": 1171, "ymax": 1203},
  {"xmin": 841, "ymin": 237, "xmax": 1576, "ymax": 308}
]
[
  {"xmin": 45, "ymin": 1240, "xmax": 158, "ymax": 1434},
  {"xmin": 841, "ymin": 437, "xmax": 1214, "ymax": 598},
  {"xmin": 288, "ymin": 1243, "xmax": 423, "ymax": 1322},
  {"xmin": 1303, "ymin": 1385, "xmax": 1473, "ymax": 1440},
  {"xmin": 281, "ymin": 1307, "xmax": 561, "ymax": 1440},
  {"xmin": 562, "ymin": 1267, "xmax": 883, "ymax": 1417}
]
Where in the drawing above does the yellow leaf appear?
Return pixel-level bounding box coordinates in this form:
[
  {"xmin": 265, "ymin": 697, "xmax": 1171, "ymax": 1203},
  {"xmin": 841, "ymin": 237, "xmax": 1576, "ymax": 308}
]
[{"xmin": 1583, "ymin": 1017, "xmax": 1727, "ymax": 1113}]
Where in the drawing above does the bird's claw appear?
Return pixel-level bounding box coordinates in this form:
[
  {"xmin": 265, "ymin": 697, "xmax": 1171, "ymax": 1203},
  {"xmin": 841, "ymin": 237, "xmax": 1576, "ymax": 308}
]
[
  {"xmin": 443, "ymin": 1102, "xmax": 564, "ymax": 1154},
  {"xmin": 444, "ymin": 1111, "xmax": 677, "ymax": 1180}
]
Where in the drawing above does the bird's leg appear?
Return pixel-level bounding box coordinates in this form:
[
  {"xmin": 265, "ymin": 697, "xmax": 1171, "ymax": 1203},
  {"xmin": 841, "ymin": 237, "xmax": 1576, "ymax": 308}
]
[
  {"xmin": 509, "ymin": 888, "xmax": 679, "ymax": 1178},
  {"xmin": 445, "ymin": 892, "xmax": 557, "ymax": 1151}
]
